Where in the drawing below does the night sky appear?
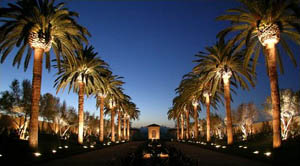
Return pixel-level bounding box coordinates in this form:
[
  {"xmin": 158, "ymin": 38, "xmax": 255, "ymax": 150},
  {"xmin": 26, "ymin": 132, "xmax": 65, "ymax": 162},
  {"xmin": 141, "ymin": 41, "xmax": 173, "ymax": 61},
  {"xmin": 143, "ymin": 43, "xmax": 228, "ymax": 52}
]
[{"xmin": 0, "ymin": 0, "xmax": 299, "ymax": 128}]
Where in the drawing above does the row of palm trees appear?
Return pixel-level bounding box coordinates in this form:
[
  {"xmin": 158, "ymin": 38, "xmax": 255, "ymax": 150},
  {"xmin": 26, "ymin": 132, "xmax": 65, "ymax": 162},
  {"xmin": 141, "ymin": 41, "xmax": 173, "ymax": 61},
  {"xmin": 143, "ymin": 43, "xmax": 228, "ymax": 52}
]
[
  {"xmin": 168, "ymin": 0, "xmax": 300, "ymax": 149},
  {"xmin": 0, "ymin": 0, "xmax": 139, "ymax": 150}
]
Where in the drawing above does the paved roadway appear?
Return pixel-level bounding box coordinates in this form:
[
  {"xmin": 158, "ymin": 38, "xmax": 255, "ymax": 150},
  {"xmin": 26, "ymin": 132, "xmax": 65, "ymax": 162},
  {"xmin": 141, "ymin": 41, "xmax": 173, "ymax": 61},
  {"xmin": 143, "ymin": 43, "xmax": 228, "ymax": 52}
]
[
  {"xmin": 38, "ymin": 141, "xmax": 143, "ymax": 166},
  {"xmin": 167, "ymin": 142, "xmax": 271, "ymax": 166}
]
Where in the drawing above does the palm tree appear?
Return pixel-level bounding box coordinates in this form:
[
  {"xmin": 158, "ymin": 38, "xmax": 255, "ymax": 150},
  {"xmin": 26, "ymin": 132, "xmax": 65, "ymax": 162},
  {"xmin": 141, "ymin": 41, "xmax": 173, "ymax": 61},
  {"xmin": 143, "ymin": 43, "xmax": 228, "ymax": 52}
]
[
  {"xmin": 0, "ymin": 0, "xmax": 90, "ymax": 149},
  {"xmin": 54, "ymin": 45, "xmax": 108, "ymax": 144},
  {"xmin": 96, "ymin": 74, "xmax": 124, "ymax": 142},
  {"xmin": 126, "ymin": 102, "xmax": 140, "ymax": 140},
  {"xmin": 193, "ymin": 39, "xmax": 255, "ymax": 145},
  {"xmin": 216, "ymin": 0, "xmax": 300, "ymax": 148},
  {"xmin": 167, "ymin": 107, "xmax": 180, "ymax": 140}
]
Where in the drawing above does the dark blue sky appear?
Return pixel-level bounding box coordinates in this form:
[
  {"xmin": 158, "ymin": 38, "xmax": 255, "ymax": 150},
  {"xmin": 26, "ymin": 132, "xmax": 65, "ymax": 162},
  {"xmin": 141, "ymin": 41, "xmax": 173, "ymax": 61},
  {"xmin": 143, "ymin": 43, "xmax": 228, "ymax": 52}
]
[{"xmin": 0, "ymin": 0, "xmax": 299, "ymax": 127}]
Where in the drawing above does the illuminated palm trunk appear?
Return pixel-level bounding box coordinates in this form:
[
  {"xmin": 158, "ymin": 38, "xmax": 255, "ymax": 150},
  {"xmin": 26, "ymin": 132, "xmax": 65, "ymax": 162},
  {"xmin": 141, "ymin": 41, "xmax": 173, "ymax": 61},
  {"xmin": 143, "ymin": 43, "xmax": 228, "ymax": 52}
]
[
  {"xmin": 223, "ymin": 77, "xmax": 233, "ymax": 145},
  {"xmin": 186, "ymin": 110, "xmax": 190, "ymax": 139},
  {"xmin": 78, "ymin": 82, "xmax": 85, "ymax": 144},
  {"xmin": 193, "ymin": 106, "xmax": 198, "ymax": 139},
  {"xmin": 29, "ymin": 48, "xmax": 44, "ymax": 150},
  {"xmin": 99, "ymin": 97, "xmax": 104, "ymax": 142},
  {"xmin": 177, "ymin": 116, "xmax": 180, "ymax": 140},
  {"xmin": 266, "ymin": 43, "xmax": 281, "ymax": 148},
  {"xmin": 205, "ymin": 96, "xmax": 211, "ymax": 142},
  {"xmin": 111, "ymin": 108, "xmax": 115, "ymax": 142},
  {"xmin": 123, "ymin": 117, "xmax": 126, "ymax": 140},
  {"xmin": 127, "ymin": 118, "xmax": 130, "ymax": 140},
  {"xmin": 117, "ymin": 111, "xmax": 121, "ymax": 141},
  {"xmin": 180, "ymin": 114, "xmax": 184, "ymax": 139}
]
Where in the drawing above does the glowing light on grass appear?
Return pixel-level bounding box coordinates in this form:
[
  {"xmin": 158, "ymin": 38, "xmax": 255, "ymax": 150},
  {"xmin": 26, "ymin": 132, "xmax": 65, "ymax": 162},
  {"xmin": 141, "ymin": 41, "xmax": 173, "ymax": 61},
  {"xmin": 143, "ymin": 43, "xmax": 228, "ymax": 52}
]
[
  {"xmin": 243, "ymin": 146, "xmax": 248, "ymax": 149},
  {"xmin": 34, "ymin": 152, "xmax": 41, "ymax": 157},
  {"xmin": 83, "ymin": 146, "xmax": 88, "ymax": 149},
  {"xmin": 222, "ymin": 146, "xmax": 226, "ymax": 149},
  {"xmin": 103, "ymin": 143, "xmax": 106, "ymax": 146},
  {"xmin": 52, "ymin": 150, "xmax": 57, "ymax": 154},
  {"xmin": 121, "ymin": 140, "xmax": 125, "ymax": 143},
  {"xmin": 58, "ymin": 146, "xmax": 63, "ymax": 149},
  {"xmin": 215, "ymin": 145, "xmax": 221, "ymax": 148},
  {"xmin": 238, "ymin": 145, "xmax": 243, "ymax": 148},
  {"xmin": 264, "ymin": 152, "xmax": 271, "ymax": 157},
  {"xmin": 116, "ymin": 141, "xmax": 119, "ymax": 144},
  {"xmin": 90, "ymin": 145, "xmax": 94, "ymax": 148},
  {"xmin": 253, "ymin": 151, "xmax": 259, "ymax": 154},
  {"xmin": 64, "ymin": 145, "xmax": 68, "ymax": 149},
  {"xmin": 0, "ymin": 154, "xmax": 2, "ymax": 157}
]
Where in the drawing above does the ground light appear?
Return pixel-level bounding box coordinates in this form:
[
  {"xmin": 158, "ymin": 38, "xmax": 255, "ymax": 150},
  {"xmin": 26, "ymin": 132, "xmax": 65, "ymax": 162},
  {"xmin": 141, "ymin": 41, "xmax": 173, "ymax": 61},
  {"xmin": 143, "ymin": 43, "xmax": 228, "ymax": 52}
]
[
  {"xmin": 0, "ymin": 154, "xmax": 2, "ymax": 157},
  {"xmin": 222, "ymin": 146, "xmax": 226, "ymax": 149},
  {"xmin": 52, "ymin": 150, "xmax": 57, "ymax": 154},
  {"xmin": 253, "ymin": 151, "xmax": 259, "ymax": 154},
  {"xmin": 243, "ymin": 146, "xmax": 248, "ymax": 149},
  {"xmin": 103, "ymin": 143, "xmax": 106, "ymax": 146},
  {"xmin": 90, "ymin": 145, "xmax": 94, "ymax": 148},
  {"xmin": 58, "ymin": 146, "xmax": 63, "ymax": 149},
  {"xmin": 238, "ymin": 145, "xmax": 243, "ymax": 148},
  {"xmin": 264, "ymin": 152, "xmax": 272, "ymax": 157},
  {"xmin": 34, "ymin": 152, "xmax": 41, "ymax": 157},
  {"xmin": 83, "ymin": 146, "xmax": 88, "ymax": 149},
  {"xmin": 64, "ymin": 145, "xmax": 68, "ymax": 149}
]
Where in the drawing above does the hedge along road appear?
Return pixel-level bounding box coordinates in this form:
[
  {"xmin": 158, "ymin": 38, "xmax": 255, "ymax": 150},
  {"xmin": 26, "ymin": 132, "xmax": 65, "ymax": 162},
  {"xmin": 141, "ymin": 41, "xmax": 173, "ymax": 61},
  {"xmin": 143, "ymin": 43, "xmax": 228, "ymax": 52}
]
[
  {"xmin": 38, "ymin": 141, "xmax": 144, "ymax": 166},
  {"xmin": 166, "ymin": 142, "xmax": 271, "ymax": 166}
]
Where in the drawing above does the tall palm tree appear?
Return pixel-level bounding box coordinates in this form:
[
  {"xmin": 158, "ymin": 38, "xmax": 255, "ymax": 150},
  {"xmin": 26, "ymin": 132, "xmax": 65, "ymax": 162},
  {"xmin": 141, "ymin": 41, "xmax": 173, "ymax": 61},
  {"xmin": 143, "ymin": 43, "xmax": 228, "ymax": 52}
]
[
  {"xmin": 96, "ymin": 74, "xmax": 124, "ymax": 142},
  {"xmin": 193, "ymin": 39, "xmax": 255, "ymax": 145},
  {"xmin": 0, "ymin": 0, "xmax": 90, "ymax": 149},
  {"xmin": 167, "ymin": 107, "xmax": 180, "ymax": 140},
  {"xmin": 126, "ymin": 102, "xmax": 140, "ymax": 140},
  {"xmin": 217, "ymin": 0, "xmax": 300, "ymax": 148},
  {"xmin": 54, "ymin": 45, "xmax": 108, "ymax": 144}
]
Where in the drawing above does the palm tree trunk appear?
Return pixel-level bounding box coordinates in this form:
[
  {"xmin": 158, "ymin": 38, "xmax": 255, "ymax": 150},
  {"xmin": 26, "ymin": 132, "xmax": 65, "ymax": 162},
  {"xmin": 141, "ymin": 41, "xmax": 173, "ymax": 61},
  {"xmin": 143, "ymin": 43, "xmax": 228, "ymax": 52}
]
[
  {"xmin": 266, "ymin": 43, "xmax": 281, "ymax": 148},
  {"xmin": 186, "ymin": 110, "xmax": 190, "ymax": 139},
  {"xmin": 223, "ymin": 78, "xmax": 233, "ymax": 145},
  {"xmin": 29, "ymin": 48, "xmax": 44, "ymax": 150},
  {"xmin": 99, "ymin": 97, "xmax": 104, "ymax": 142},
  {"xmin": 181, "ymin": 114, "xmax": 184, "ymax": 139},
  {"xmin": 117, "ymin": 111, "xmax": 121, "ymax": 141},
  {"xmin": 206, "ymin": 96, "xmax": 211, "ymax": 142},
  {"xmin": 78, "ymin": 82, "xmax": 85, "ymax": 144},
  {"xmin": 111, "ymin": 108, "xmax": 115, "ymax": 142},
  {"xmin": 123, "ymin": 117, "xmax": 126, "ymax": 140},
  {"xmin": 177, "ymin": 116, "xmax": 180, "ymax": 140},
  {"xmin": 193, "ymin": 106, "xmax": 198, "ymax": 139},
  {"xmin": 127, "ymin": 118, "xmax": 130, "ymax": 140}
]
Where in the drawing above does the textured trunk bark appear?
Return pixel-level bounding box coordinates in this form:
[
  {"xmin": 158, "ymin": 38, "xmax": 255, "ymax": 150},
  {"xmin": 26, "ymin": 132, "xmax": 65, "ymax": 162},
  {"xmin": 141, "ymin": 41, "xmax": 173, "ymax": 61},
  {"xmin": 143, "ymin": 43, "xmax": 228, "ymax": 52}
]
[
  {"xmin": 123, "ymin": 117, "xmax": 126, "ymax": 140},
  {"xmin": 177, "ymin": 116, "xmax": 180, "ymax": 140},
  {"xmin": 78, "ymin": 82, "xmax": 85, "ymax": 144},
  {"xmin": 266, "ymin": 43, "xmax": 281, "ymax": 148},
  {"xmin": 29, "ymin": 48, "xmax": 44, "ymax": 150},
  {"xmin": 117, "ymin": 111, "xmax": 121, "ymax": 141},
  {"xmin": 193, "ymin": 106, "xmax": 198, "ymax": 139},
  {"xmin": 127, "ymin": 118, "xmax": 130, "ymax": 140},
  {"xmin": 181, "ymin": 114, "xmax": 184, "ymax": 140},
  {"xmin": 206, "ymin": 96, "xmax": 211, "ymax": 142},
  {"xmin": 224, "ymin": 78, "xmax": 233, "ymax": 145},
  {"xmin": 111, "ymin": 107, "xmax": 115, "ymax": 142},
  {"xmin": 186, "ymin": 110, "xmax": 190, "ymax": 139},
  {"xmin": 99, "ymin": 97, "xmax": 104, "ymax": 142}
]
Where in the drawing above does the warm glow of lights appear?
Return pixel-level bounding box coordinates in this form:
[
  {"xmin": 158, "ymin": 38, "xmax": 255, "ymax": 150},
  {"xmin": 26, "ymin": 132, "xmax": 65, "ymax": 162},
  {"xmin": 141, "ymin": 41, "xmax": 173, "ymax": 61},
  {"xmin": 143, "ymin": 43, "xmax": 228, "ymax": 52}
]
[
  {"xmin": 116, "ymin": 141, "xmax": 119, "ymax": 144},
  {"xmin": 264, "ymin": 152, "xmax": 271, "ymax": 157},
  {"xmin": 215, "ymin": 145, "xmax": 221, "ymax": 148},
  {"xmin": 122, "ymin": 140, "xmax": 125, "ymax": 143},
  {"xmin": 34, "ymin": 152, "xmax": 41, "ymax": 157},
  {"xmin": 0, "ymin": 154, "xmax": 2, "ymax": 157},
  {"xmin": 90, "ymin": 145, "xmax": 94, "ymax": 148},
  {"xmin": 243, "ymin": 146, "xmax": 248, "ymax": 149},
  {"xmin": 64, "ymin": 145, "xmax": 68, "ymax": 149},
  {"xmin": 52, "ymin": 150, "xmax": 57, "ymax": 154},
  {"xmin": 58, "ymin": 146, "xmax": 62, "ymax": 149},
  {"xmin": 157, "ymin": 144, "xmax": 162, "ymax": 147},
  {"xmin": 238, "ymin": 145, "xmax": 243, "ymax": 148},
  {"xmin": 103, "ymin": 143, "xmax": 106, "ymax": 146},
  {"xmin": 83, "ymin": 146, "xmax": 88, "ymax": 149},
  {"xmin": 253, "ymin": 151, "xmax": 259, "ymax": 154},
  {"xmin": 159, "ymin": 153, "xmax": 169, "ymax": 158},
  {"xmin": 143, "ymin": 153, "xmax": 151, "ymax": 159},
  {"xmin": 222, "ymin": 146, "xmax": 226, "ymax": 149},
  {"xmin": 182, "ymin": 140, "xmax": 185, "ymax": 142},
  {"xmin": 211, "ymin": 143, "xmax": 214, "ymax": 146}
]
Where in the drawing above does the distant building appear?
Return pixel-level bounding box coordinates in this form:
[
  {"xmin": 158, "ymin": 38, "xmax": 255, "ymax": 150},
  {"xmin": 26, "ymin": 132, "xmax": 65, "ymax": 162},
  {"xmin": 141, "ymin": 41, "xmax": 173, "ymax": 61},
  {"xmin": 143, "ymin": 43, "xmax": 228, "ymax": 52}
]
[{"xmin": 147, "ymin": 124, "xmax": 160, "ymax": 140}]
